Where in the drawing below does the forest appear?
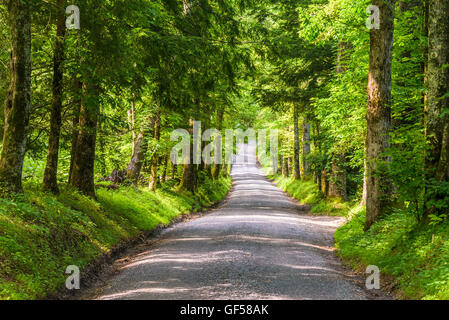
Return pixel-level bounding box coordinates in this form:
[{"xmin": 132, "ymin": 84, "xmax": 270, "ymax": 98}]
[{"xmin": 0, "ymin": 0, "xmax": 448, "ymax": 300}]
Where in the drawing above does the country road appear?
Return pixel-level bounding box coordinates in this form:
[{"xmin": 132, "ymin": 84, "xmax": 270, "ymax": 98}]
[{"xmin": 93, "ymin": 143, "xmax": 386, "ymax": 300}]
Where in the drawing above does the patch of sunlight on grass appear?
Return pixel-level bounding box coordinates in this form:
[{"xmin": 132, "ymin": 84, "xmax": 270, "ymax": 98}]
[{"xmin": 0, "ymin": 176, "xmax": 231, "ymax": 300}]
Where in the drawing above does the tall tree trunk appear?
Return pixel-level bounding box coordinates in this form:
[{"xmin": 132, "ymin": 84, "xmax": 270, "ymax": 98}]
[
  {"xmin": 127, "ymin": 116, "xmax": 154, "ymax": 182},
  {"xmin": 365, "ymin": 0, "xmax": 394, "ymax": 230},
  {"xmin": 68, "ymin": 79, "xmax": 81, "ymax": 183},
  {"xmin": 180, "ymin": 132, "xmax": 197, "ymax": 192},
  {"xmin": 171, "ymin": 162, "xmax": 177, "ymax": 180},
  {"xmin": 323, "ymin": 169, "xmax": 330, "ymax": 198},
  {"xmin": 43, "ymin": 0, "xmax": 66, "ymax": 194},
  {"xmin": 149, "ymin": 110, "xmax": 161, "ymax": 191},
  {"xmin": 213, "ymin": 108, "xmax": 224, "ymax": 179},
  {"xmin": 128, "ymin": 93, "xmax": 136, "ymax": 156},
  {"xmin": 0, "ymin": 0, "xmax": 31, "ymax": 194},
  {"xmin": 69, "ymin": 83, "xmax": 99, "ymax": 198},
  {"xmin": 329, "ymin": 153, "xmax": 348, "ymax": 200},
  {"xmin": 314, "ymin": 122, "xmax": 323, "ymax": 194},
  {"xmin": 361, "ymin": 140, "xmax": 368, "ymax": 205},
  {"xmin": 222, "ymin": 163, "xmax": 228, "ymax": 178},
  {"xmin": 425, "ymin": 0, "xmax": 449, "ymax": 215},
  {"xmin": 302, "ymin": 116, "xmax": 311, "ymax": 177},
  {"xmin": 282, "ymin": 156, "xmax": 289, "ymax": 177},
  {"xmin": 126, "ymin": 132, "xmax": 148, "ymax": 182},
  {"xmin": 160, "ymin": 155, "xmax": 168, "ymax": 184},
  {"xmin": 293, "ymin": 104, "xmax": 301, "ymax": 180},
  {"xmin": 97, "ymin": 106, "xmax": 107, "ymax": 176}
]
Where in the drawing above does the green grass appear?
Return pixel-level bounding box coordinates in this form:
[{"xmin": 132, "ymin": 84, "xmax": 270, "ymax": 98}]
[
  {"xmin": 335, "ymin": 208, "xmax": 449, "ymax": 300},
  {"xmin": 0, "ymin": 176, "xmax": 231, "ymax": 300},
  {"xmin": 262, "ymin": 165, "xmax": 449, "ymax": 299},
  {"xmin": 270, "ymin": 174, "xmax": 357, "ymax": 217}
]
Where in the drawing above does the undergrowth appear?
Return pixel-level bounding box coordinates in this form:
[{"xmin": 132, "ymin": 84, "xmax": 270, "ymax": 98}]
[
  {"xmin": 0, "ymin": 176, "xmax": 231, "ymax": 300},
  {"xmin": 262, "ymin": 166, "xmax": 449, "ymax": 299}
]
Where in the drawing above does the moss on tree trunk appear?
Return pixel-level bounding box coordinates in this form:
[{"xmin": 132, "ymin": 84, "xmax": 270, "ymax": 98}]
[
  {"xmin": 0, "ymin": 0, "xmax": 31, "ymax": 194},
  {"xmin": 43, "ymin": 0, "xmax": 66, "ymax": 194},
  {"xmin": 365, "ymin": 0, "xmax": 394, "ymax": 230}
]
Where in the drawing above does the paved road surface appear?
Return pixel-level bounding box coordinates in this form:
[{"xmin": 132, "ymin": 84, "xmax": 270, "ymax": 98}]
[{"xmin": 95, "ymin": 143, "xmax": 380, "ymax": 300}]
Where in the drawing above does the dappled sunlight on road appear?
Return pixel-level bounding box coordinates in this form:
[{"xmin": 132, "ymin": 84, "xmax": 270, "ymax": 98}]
[{"xmin": 95, "ymin": 143, "xmax": 368, "ymax": 300}]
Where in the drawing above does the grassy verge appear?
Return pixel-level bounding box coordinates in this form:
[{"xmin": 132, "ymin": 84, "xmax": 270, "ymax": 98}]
[
  {"xmin": 263, "ymin": 169, "xmax": 449, "ymax": 299},
  {"xmin": 0, "ymin": 176, "xmax": 231, "ymax": 300},
  {"xmin": 335, "ymin": 208, "xmax": 449, "ymax": 300},
  {"xmin": 269, "ymin": 173, "xmax": 359, "ymax": 217}
]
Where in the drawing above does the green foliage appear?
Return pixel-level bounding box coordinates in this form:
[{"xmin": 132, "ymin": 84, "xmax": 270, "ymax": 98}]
[
  {"xmin": 271, "ymin": 174, "xmax": 356, "ymax": 217},
  {"xmin": 336, "ymin": 208, "xmax": 449, "ymax": 299},
  {"xmin": 0, "ymin": 176, "xmax": 231, "ymax": 300}
]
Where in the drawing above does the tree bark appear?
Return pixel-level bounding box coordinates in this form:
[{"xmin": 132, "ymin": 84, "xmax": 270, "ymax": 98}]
[
  {"xmin": 365, "ymin": 0, "xmax": 394, "ymax": 230},
  {"xmin": 293, "ymin": 104, "xmax": 301, "ymax": 180},
  {"xmin": 302, "ymin": 117, "xmax": 311, "ymax": 177},
  {"xmin": 282, "ymin": 156, "xmax": 289, "ymax": 177},
  {"xmin": 160, "ymin": 155, "xmax": 168, "ymax": 184},
  {"xmin": 69, "ymin": 79, "xmax": 82, "ymax": 183},
  {"xmin": 0, "ymin": 0, "xmax": 32, "ymax": 194},
  {"xmin": 329, "ymin": 153, "xmax": 348, "ymax": 200},
  {"xmin": 149, "ymin": 111, "xmax": 161, "ymax": 191},
  {"xmin": 126, "ymin": 131, "xmax": 148, "ymax": 182},
  {"xmin": 424, "ymin": 0, "xmax": 449, "ymax": 215},
  {"xmin": 213, "ymin": 108, "xmax": 224, "ymax": 179},
  {"xmin": 69, "ymin": 83, "xmax": 99, "ymax": 198},
  {"xmin": 126, "ymin": 117, "xmax": 154, "ymax": 183},
  {"xmin": 128, "ymin": 93, "xmax": 136, "ymax": 156},
  {"xmin": 43, "ymin": 0, "xmax": 66, "ymax": 194},
  {"xmin": 180, "ymin": 133, "xmax": 197, "ymax": 193},
  {"xmin": 171, "ymin": 162, "xmax": 177, "ymax": 180}
]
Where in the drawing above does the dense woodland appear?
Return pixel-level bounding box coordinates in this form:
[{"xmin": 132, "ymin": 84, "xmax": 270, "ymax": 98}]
[{"xmin": 0, "ymin": 0, "xmax": 449, "ymax": 299}]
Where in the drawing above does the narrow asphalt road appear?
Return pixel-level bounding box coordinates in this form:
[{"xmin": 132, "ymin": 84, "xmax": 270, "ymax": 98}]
[{"xmin": 94, "ymin": 143, "xmax": 382, "ymax": 300}]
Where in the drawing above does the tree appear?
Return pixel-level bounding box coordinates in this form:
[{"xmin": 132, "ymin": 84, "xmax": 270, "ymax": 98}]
[
  {"xmin": 43, "ymin": 0, "xmax": 67, "ymax": 194},
  {"xmin": 424, "ymin": 0, "xmax": 449, "ymax": 216},
  {"xmin": 365, "ymin": 0, "xmax": 395, "ymax": 230},
  {"xmin": 0, "ymin": 0, "xmax": 32, "ymax": 194},
  {"xmin": 293, "ymin": 104, "xmax": 301, "ymax": 180}
]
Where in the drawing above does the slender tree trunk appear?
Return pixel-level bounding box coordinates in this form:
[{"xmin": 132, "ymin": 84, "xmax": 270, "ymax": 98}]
[
  {"xmin": 213, "ymin": 108, "xmax": 224, "ymax": 179},
  {"xmin": 365, "ymin": 0, "xmax": 394, "ymax": 230},
  {"xmin": 69, "ymin": 83, "xmax": 99, "ymax": 198},
  {"xmin": 329, "ymin": 154, "xmax": 348, "ymax": 200},
  {"xmin": 171, "ymin": 162, "xmax": 177, "ymax": 180},
  {"xmin": 222, "ymin": 163, "xmax": 228, "ymax": 178},
  {"xmin": 149, "ymin": 111, "xmax": 161, "ymax": 191},
  {"xmin": 302, "ymin": 117, "xmax": 311, "ymax": 177},
  {"xmin": 160, "ymin": 155, "xmax": 168, "ymax": 184},
  {"xmin": 361, "ymin": 140, "xmax": 368, "ymax": 205},
  {"xmin": 424, "ymin": 0, "xmax": 449, "ymax": 215},
  {"xmin": 127, "ymin": 116, "xmax": 154, "ymax": 182},
  {"xmin": 293, "ymin": 104, "xmax": 301, "ymax": 180},
  {"xmin": 180, "ymin": 133, "xmax": 197, "ymax": 192},
  {"xmin": 126, "ymin": 131, "xmax": 149, "ymax": 182},
  {"xmin": 43, "ymin": 0, "xmax": 66, "ymax": 194},
  {"xmin": 69, "ymin": 79, "xmax": 81, "ymax": 183},
  {"xmin": 0, "ymin": 0, "xmax": 31, "ymax": 194},
  {"xmin": 314, "ymin": 122, "xmax": 323, "ymax": 194},
  {"xmin": 323, "ymin": 169, "xmax": 330, "ymax": 198},
  {"xmin": 128, "ymin": 93, "xmax": 136, "ymax": 156},
  {"xmin": 282, "ymin": 156, "xmax": 289, "ymax": 177},
  {"xmin": 97, "ymin": 106, "xmax": 107, "ymax": 176}
]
